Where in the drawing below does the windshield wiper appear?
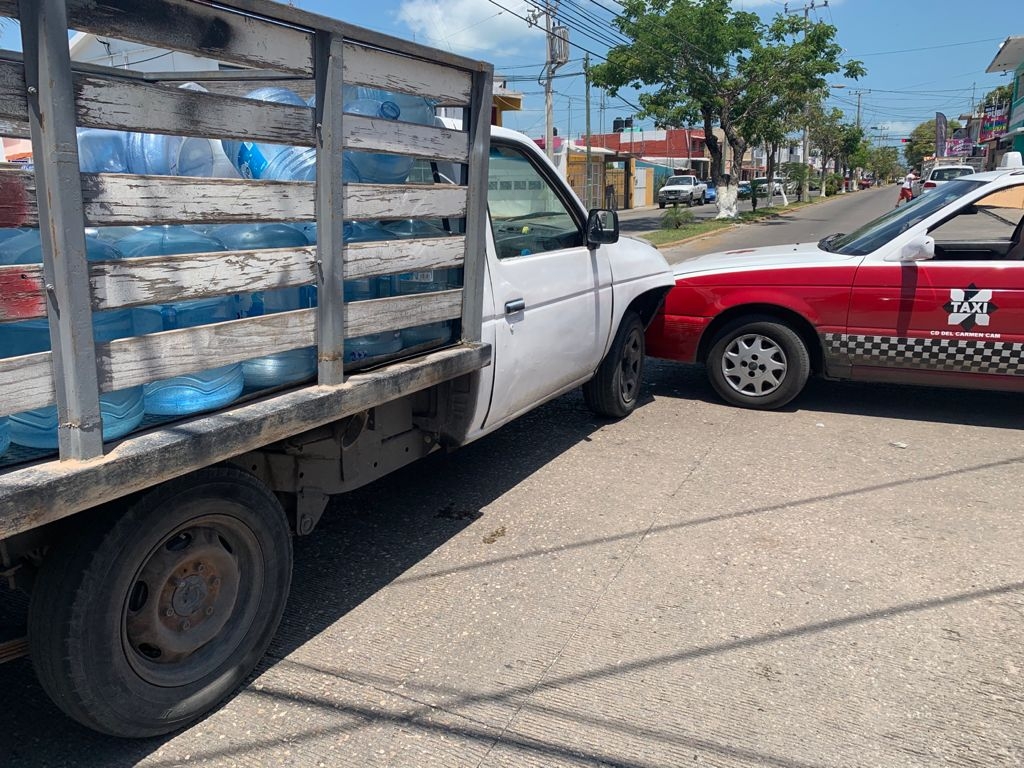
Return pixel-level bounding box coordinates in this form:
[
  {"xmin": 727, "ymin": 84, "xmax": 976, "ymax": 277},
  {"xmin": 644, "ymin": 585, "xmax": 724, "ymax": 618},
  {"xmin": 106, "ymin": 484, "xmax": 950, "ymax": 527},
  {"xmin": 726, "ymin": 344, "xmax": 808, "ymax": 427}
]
[{"xmin": 818, "ymin": 233, "xmax": 843, "ymax": 252}]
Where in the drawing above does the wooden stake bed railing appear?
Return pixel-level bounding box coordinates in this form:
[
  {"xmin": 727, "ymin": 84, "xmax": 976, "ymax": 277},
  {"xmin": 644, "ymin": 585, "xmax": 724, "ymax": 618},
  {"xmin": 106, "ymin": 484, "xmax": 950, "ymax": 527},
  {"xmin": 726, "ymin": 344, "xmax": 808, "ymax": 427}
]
[{"xmin": 0, "ymin": 0, "xmax": 494, "ymax": 487}]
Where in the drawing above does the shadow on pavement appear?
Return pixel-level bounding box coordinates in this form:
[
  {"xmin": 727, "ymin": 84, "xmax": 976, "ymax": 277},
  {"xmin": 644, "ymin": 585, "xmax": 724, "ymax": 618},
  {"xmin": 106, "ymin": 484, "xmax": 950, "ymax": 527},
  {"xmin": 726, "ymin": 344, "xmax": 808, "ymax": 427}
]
[
  {"xmin": 646, "ymin": 358, "xmax": 1024, "ymax": 430},
  {"xmin": 0, "ymin": 395, "xmax": 608, "ymax": 767}
]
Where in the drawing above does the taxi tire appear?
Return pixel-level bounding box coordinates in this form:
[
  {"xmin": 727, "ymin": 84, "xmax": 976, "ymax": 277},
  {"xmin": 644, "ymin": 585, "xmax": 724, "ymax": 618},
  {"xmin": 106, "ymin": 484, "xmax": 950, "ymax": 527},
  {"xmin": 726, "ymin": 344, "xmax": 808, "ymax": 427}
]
[{"xmin": 706, "ymin": 318, "xmax": 810, "ymax": 410}]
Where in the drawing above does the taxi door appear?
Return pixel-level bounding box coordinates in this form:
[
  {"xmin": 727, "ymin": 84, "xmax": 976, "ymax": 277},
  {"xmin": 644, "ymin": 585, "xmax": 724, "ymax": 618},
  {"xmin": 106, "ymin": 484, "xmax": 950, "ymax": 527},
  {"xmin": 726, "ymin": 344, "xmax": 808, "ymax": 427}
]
[{"xmin": 846, "ymin": 183, "xmax": 1024, "ymax": 387}]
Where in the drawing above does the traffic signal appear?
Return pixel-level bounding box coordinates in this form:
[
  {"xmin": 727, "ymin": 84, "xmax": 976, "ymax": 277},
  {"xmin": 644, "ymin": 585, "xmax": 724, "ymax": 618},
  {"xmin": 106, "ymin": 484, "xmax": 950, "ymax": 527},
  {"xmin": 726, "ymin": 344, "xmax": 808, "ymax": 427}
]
[{"xmin": 900, "ymin": 138, "xmax": 911, "ymax": 143}]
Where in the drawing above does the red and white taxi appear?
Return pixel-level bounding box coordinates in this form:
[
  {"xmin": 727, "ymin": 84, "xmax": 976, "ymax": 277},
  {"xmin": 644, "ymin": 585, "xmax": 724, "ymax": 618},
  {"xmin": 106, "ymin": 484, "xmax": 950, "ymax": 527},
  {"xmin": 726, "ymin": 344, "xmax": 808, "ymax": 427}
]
[{"xmin": 646, "ymin": 153, "xmax": 1024, "ymax": 409}]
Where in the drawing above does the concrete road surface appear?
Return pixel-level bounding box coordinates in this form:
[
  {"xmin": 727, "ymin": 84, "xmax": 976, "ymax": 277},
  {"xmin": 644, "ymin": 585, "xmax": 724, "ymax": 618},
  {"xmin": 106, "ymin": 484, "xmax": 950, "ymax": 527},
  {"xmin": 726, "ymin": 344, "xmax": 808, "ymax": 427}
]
[{"xmin": 1, "ymin": 188, "xmax": 1021, "ymax": 767}]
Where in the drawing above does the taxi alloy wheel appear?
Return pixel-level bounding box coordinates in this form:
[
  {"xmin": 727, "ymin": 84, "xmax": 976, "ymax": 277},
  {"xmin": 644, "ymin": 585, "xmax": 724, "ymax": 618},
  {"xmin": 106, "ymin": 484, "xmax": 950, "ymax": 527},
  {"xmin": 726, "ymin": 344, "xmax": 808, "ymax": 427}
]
[{"xmin": 707, "ymin": 318, "xmax": 810, "ymax": 410}]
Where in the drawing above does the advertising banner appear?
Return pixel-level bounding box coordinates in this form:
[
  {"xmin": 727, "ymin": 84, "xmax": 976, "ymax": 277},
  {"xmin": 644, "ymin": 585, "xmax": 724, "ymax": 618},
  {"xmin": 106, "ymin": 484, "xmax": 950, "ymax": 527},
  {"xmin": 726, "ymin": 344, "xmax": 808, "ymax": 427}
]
[
  {"xmin": 980, "ymin": 105, "xmax": 1009, "ymax": 142},
  {"xmin": 935, "ymin": 112, "xmax": 948, "ymax": 157},
  {"xmin": 945, "ymin": 138, "xmax": 972, "ymax": 156}
]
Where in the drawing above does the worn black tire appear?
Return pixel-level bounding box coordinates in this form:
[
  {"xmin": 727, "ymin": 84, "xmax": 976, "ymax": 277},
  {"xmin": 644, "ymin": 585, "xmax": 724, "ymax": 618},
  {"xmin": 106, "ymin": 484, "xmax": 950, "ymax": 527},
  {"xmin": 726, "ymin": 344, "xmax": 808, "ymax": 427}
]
[
  {"xmin": 658, "ymin": 201, "xmax": 666, "ymax": 209},
  {"xmin": 686, "ymin": 193, "xmax": 694, "ymax": 207},
  {"xmin": 706, "ymin": 317, "xmax": 810, "ymax": 410},
  {"xmin": 583, "ymin": 311, "xmax": 645, "ymax": 419},
  {"xmin": 698, "ymin": 192, "xmax": 706, "ymax": 205},
  {"xmin": 28, "ymin": 466, "xmax": 293, "ymax": 738}
]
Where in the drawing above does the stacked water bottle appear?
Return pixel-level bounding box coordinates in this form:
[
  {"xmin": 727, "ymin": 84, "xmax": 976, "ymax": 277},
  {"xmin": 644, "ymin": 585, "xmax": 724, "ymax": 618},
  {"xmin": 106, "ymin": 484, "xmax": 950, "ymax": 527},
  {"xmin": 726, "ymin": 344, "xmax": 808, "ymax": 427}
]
[{"xmin": 0, "ymin": 83, "xmax": 456, "ymax": 457}]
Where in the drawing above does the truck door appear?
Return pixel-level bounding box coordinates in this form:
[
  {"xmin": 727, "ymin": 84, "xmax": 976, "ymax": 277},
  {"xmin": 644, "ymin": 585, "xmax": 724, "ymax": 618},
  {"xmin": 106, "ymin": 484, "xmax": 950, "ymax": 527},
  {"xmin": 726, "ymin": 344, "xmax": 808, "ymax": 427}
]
[{"xmin": 481, "ymin": 141, "xmax": 613, "ymax": 428}]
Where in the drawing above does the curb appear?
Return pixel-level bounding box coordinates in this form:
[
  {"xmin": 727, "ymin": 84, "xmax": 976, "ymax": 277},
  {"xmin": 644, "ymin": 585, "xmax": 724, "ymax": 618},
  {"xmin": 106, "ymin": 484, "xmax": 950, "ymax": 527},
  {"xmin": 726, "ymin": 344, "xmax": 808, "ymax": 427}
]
[{"xmin": 645, "ymin": 190, "xmax": 859, "ymax": 250}]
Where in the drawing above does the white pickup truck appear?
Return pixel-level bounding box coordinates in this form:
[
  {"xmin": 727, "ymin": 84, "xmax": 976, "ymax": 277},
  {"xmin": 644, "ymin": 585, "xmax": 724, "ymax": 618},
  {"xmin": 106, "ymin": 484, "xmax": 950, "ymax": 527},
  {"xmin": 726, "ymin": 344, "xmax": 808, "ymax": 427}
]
[
  {"xmin": 657, "ymin": 174, "xmax": 708, "ymax": 208},
  {"xmin": 0, "ymin": 0, "xmax": 674, "ymax": 738}
]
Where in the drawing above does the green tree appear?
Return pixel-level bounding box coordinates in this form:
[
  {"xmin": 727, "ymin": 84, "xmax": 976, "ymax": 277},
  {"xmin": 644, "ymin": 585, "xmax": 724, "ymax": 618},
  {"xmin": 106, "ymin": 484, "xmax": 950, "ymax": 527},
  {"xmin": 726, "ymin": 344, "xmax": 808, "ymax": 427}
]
[
  {"xmin": 836, "ymin": 123, "xmax": 864, "ymax": 188},
  {"xmin": 866, "ymin": 145, "xmax": 899, "ymax": 183},
  {"xmin": 904, "ymin": 118, "xmax": 961, "ymax": 170},
  {"xmin": 590, "ymin": 0, "xmax": 864, "ymax": 218},
  {"xmin": 807, "ymin": 104, "xmax": 844, "ymax": 195},
  {"xmin": 982, "ymin": 84, "xmax": 1013, "ymax": 108}
]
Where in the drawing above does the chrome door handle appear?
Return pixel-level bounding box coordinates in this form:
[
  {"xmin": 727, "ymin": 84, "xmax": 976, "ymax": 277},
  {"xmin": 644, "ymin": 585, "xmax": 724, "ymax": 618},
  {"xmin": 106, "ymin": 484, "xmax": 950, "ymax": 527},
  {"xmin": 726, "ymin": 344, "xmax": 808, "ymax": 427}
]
[{"xmin": 505, "ymin": 298, "xmax": 526, "ymax": 314}]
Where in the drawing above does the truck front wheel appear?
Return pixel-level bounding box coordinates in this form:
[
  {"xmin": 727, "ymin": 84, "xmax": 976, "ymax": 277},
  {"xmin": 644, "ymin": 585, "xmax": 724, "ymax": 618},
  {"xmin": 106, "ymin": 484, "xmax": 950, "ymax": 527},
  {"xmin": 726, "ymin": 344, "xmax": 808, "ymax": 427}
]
[
  {"xmin": 583, "ymin": 311, "xmax": 645, "ymax": 419},
  {"xmin": 28, "ymin": 466, "xmax": 293, "ymax": 738}
]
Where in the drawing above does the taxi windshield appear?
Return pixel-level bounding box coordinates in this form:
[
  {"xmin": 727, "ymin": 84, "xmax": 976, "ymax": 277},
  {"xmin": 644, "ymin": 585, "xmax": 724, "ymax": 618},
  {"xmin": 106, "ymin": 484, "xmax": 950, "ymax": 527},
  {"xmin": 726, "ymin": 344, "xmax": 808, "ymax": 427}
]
[{"xmin": 829, "ymin": 179, "xmax": 986, "ymax": 255}]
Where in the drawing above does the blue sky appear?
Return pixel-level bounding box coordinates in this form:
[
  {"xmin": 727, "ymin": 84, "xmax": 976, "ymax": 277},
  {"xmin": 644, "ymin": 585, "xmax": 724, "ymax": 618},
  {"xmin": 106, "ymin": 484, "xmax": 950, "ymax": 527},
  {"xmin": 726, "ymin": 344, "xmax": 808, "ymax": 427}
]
[{"xmin": 2, "ymin": 1, "xmax": 1020, "ymax": 146}]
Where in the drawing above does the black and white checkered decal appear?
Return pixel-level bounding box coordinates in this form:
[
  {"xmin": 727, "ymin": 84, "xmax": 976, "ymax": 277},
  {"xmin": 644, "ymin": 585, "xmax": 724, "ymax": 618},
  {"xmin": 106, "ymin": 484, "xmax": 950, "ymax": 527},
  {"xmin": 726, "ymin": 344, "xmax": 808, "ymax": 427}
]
[{"xmin": 825, "ymin": 334, "xmax": 1024, "ymax": 376}]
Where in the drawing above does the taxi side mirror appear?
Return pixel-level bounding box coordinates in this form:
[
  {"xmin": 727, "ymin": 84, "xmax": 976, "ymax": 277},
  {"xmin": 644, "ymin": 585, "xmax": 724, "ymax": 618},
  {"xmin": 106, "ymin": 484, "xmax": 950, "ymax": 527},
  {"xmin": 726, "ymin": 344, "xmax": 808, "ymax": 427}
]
[{"xmin": 885, "ymin": 234, "xmax": 935, "ymax": 262}]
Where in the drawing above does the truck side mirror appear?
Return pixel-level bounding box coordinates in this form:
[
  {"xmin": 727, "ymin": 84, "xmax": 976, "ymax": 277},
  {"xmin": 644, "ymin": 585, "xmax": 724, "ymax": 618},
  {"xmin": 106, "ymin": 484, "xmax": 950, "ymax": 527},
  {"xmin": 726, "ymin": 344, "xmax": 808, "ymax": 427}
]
[
  {"xmin": 884, "ymin": 234, "xmax": 935, "ymax": 262},
  {"xmin": 587, "ymin": 209, "xmax": 619, "ymax": 247}
]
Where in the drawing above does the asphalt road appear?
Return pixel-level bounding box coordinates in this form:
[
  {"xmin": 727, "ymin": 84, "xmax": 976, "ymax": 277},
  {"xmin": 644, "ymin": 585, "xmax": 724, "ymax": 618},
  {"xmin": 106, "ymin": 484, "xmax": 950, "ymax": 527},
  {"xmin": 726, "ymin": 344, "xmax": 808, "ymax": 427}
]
[{"xmin": 2, "ymin": 187, "xmax": 1022, "ymax": 767}]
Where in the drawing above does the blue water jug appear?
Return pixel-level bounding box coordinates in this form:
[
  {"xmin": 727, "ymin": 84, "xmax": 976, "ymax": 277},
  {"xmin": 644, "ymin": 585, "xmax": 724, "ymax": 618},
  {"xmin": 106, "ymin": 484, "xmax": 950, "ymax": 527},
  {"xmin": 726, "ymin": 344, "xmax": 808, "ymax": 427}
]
[
  {"xmin": 221, "ymin": 88, "xmax": 315, "ymax": 181},
  {"xmin": 340, "ymin": 222, "xmax": 403, "ymax": 363},
  {"xmin": 126, "ymin": 130, "xmax": 215, "ymax": 177},
  {"xmin": 381, "ymin": 219, "xmax": 457, "ymax": 347},
  {"xmin": 211, "ymin": 223, "xmax": 317, "ymax": 388},
  {"xmin": 77, "ymin": 128, "xmax": 130, "ymax": 174},
  {"xmin": 114, "ymin": 227, "xmax": 244, "ymax": 416},
  {"xmin": 124, "ymin": 83, "xmax": 218, "ymax": 178},
  {"xmin": 342, "ymin": 88, "xmax": 435, "ymax": 184},
  {"xmin": 0, "ymin": 231, "xmax": 145, "ymax": 448}
]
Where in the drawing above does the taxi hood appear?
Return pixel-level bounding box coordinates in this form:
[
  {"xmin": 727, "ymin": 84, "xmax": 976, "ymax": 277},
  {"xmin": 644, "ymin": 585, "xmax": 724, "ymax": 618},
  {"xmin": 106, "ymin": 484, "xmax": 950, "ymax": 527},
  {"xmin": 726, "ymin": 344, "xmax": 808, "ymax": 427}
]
[{"xmin": 671, "ymin": 241, "xmax": 857, "ymax": 278}]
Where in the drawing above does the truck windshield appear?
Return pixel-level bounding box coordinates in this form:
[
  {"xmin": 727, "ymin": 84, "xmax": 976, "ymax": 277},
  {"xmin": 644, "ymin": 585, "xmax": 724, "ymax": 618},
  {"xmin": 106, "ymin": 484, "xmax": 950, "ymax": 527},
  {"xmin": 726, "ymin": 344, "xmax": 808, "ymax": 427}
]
[{"xmin": 829, "ymin": 179, "xmax": 986, "ymax": 255}]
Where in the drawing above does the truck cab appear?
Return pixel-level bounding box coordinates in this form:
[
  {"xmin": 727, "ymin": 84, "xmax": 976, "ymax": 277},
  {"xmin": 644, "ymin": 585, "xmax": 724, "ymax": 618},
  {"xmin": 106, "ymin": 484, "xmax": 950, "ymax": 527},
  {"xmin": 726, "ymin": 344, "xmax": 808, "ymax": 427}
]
[{"xmin": 476, "ymin": 128, "xmax": 672, "ymax": 434}]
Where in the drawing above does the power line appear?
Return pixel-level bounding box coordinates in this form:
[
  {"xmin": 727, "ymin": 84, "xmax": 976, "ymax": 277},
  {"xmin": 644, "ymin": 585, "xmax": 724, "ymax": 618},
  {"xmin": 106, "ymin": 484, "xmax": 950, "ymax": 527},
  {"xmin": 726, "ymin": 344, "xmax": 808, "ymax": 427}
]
[{"xmin": 849, "ymin": 37, "xmax": 1004, "ymax": 58}]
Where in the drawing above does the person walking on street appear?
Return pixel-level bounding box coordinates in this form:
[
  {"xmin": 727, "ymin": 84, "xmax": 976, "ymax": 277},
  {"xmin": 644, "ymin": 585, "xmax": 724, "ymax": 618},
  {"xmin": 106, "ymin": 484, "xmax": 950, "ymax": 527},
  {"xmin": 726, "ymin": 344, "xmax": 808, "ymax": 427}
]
[{"xmin": 896, "ymin": 169, "xmax": 917, "ymax": 207}]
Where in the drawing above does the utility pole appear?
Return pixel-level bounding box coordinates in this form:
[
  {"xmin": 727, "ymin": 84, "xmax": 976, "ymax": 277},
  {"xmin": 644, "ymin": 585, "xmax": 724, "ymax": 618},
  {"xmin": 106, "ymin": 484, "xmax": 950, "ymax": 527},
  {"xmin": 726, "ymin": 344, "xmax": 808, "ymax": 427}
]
[
  {"xmin": 528, "ymin": 1, "xmax": 568, "ymax": 162},
  {"xmin": 786, "ymin": 0, "xmax": 828, "ymax": 201},
  {"xmin": 585, "ymin": 53, "xmax": 593, "ymax": 208}
]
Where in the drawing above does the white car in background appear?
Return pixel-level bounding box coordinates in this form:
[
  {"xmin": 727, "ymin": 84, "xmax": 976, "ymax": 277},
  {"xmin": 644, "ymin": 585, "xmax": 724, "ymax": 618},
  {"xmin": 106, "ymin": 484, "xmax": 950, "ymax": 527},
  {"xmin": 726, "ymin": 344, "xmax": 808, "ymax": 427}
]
[{"xmin": 918, "ymin": 164, "xmax": 976, "ymax": 195}]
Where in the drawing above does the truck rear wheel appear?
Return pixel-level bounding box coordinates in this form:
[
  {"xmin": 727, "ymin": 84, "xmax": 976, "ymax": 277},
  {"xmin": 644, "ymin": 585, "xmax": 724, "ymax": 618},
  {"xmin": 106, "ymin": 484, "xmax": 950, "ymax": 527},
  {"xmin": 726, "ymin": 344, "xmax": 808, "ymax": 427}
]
[
  {"xmin": 583, "ymin": 310, "xmax": 645, "ymax": 419},
  {"xmin": 28, "ymin": 466, "xmax": 293, "ymax": 737}
]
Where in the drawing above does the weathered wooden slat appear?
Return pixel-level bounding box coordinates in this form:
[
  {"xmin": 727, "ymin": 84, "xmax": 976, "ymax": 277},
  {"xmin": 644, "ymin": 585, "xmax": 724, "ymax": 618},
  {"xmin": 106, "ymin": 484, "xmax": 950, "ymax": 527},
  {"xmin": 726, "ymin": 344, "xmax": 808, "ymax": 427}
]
[
  {"xmin": 99, "ymin": 292, "xmax": 462, "ymax": 393},
  {"xmin": 346, "ymin": 235, "xmax": 464, "ymax": 281},
  {"xmin": 0, "ymin": 263, "xmax": 44, "ymax": 321},
  {"xmin": 343, "ymin": 43, "xmax": 473, "ymax": 105},
  {"xmin": 0, "ymin": 56, "xmax": 26, "ymax": 125},
  {"xmin": 0, "ymin": 343, "xmax": 491, "ymax": 540},
  {"xmin": 75, "ymin": 75, "xmax": 316, "ymax": 145},
  {"xmin": 1, "ymin": 171, "xmax": 468, "ymax": 226},
  {"xmin": 93, "ymin": 237, "xmax": 465, "ymax": 309},
  {"xmin": 99, "ymin": 310, "xmax": 315, "ymax": 394},
  {"xmin": 93, "ymin": 246, "xmax": 312, "ymax": 311},
  {"xmin": 0, "ymin": 237, "xmax": 465, "ymax": 320},
  {"xmin": 0, "ymin": 350, "xmax": 53, "ymax": 413},
  {"xmin": 346, "ymin": 116, "xmax": 468, "ymax": 164},
  {"xmin": 2, "ymin": 58, "xmax": 466, "ymax": 158},
  {"xmin": 0, "ymin": 167, "xmax": 35, "ymax": 229},
  {"xmin": 0, "ymin": 290, "xmax": 464, "ymax": 415},
  {"xmin": 344, "ymin": 184, "xmax": 468, "ymax": 223},
  {"xmin": 347, "ymin": 289, "xmax": 463, "ymax": 338},
  {"xmin": 0, "ymin": 0, "xmax": 314, "ymax": 75},
  {"xmin": 189, "ymin": 0, "xmax": 487, "ymax": 74},
  {"xmin": 0, "ymin": 117, "xmax": 29, "ymax": 139}
]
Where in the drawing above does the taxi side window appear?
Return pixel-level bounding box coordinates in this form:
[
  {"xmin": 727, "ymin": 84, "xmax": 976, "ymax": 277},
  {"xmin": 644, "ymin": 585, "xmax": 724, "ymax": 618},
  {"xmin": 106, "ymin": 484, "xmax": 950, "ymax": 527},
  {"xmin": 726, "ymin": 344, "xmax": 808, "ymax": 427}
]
[
  {"xmin": 929, "ymin": 184, "xmax": 1024, "ymax": 261},
  {"xmin": 487, "ymin": 144, "xmax": 583, "ymax": 260}
]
